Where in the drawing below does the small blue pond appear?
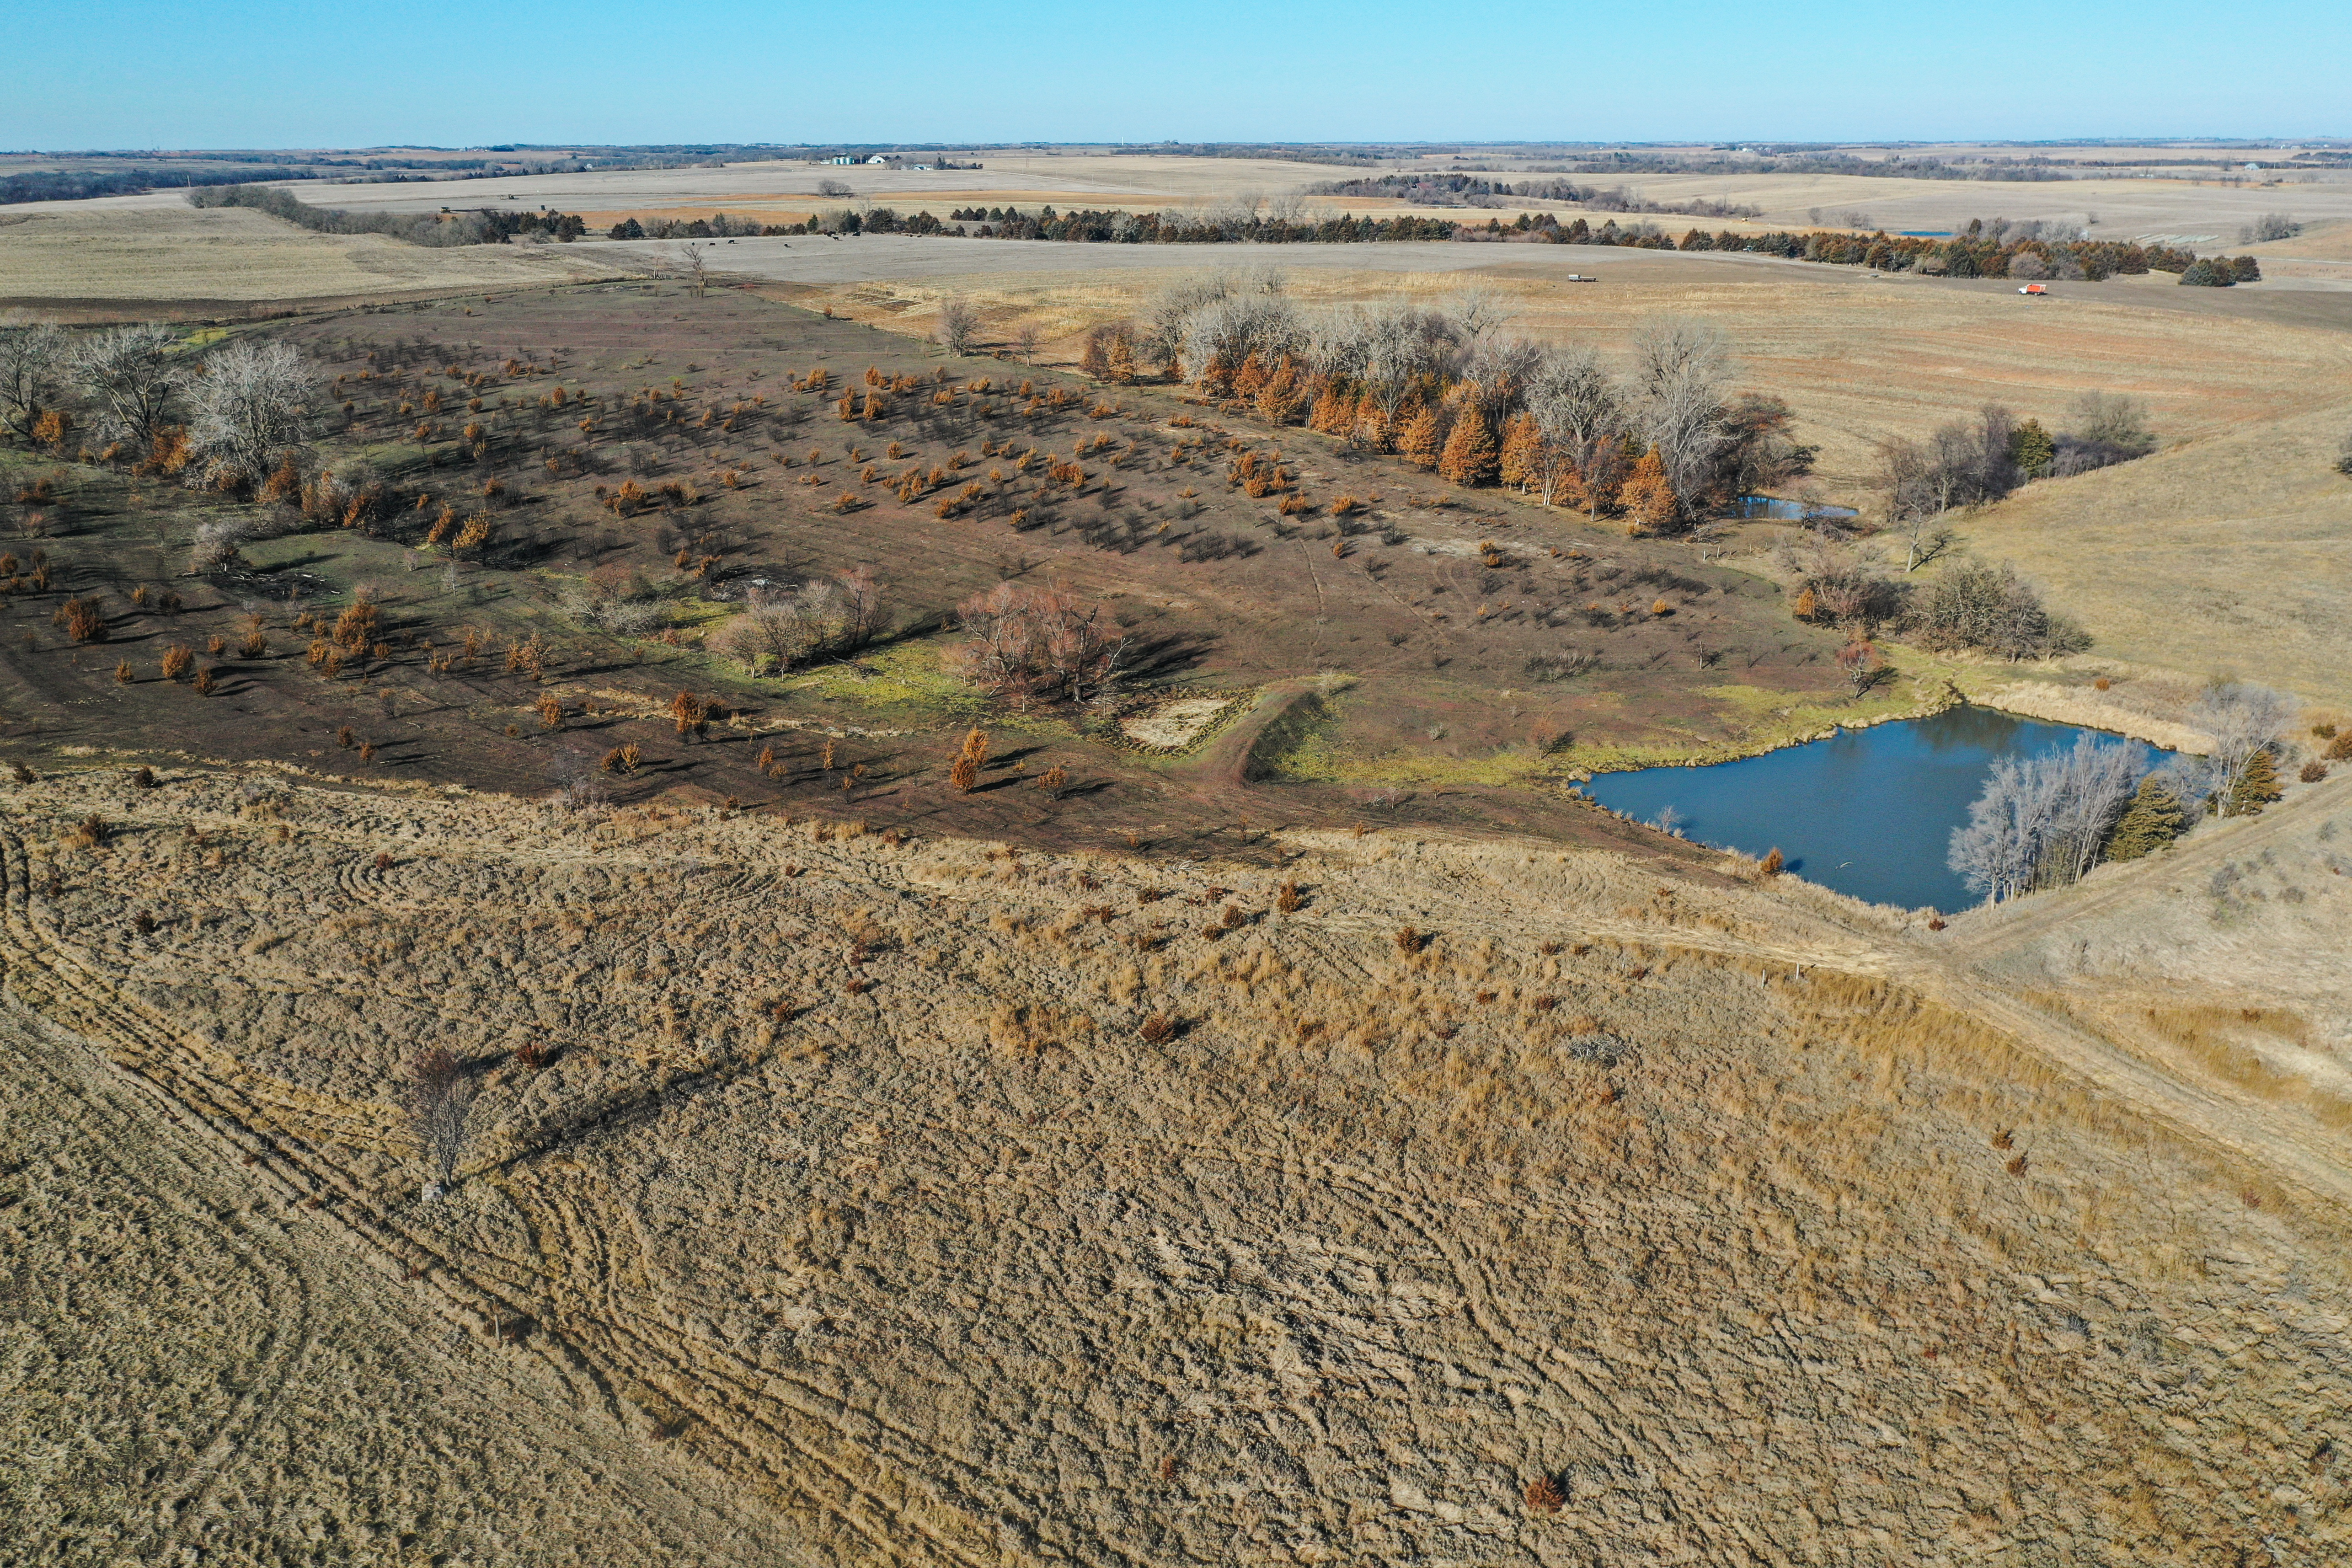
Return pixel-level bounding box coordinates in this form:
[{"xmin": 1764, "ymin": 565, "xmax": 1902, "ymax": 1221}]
[
  {"xmin": 1582, "ymin": 706, "xmax": 2167, "ymax": 912},
  {"xmin": 1732, "ymin": 495, "xmax": 1859, "ymax": 522}
]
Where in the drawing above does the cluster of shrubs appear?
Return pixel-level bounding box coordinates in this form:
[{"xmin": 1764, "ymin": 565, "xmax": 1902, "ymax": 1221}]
[
  {"xmin": 1790, "ymin": 545, "xmax": 2089, "ymax": 663},
  {"xmin": 2178, "ymin": 256, "xmax": 2263, "ymax": 287},
  {"xmin": 1880, "ymin": 395, "xmax": 2158, "ymax": 521}
]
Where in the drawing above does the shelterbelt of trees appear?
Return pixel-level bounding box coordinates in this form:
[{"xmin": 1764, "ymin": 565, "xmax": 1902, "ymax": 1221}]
[{"xmin": 856, "ymin": 204, "xmax": 2215, "ymax": 280}]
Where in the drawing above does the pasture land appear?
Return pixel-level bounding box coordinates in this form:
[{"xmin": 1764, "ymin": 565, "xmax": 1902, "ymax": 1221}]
[
  {"xmin": 6, "ymin": 759, "xmax": 2352, "ymax": 1564},
  {"xmin": 18, "ymin": 282, "xmax": 2133, "ymax": 842},
  {"xmin": 8, "ymin": 161, "xmax": 2352, "ymax": 1566}
]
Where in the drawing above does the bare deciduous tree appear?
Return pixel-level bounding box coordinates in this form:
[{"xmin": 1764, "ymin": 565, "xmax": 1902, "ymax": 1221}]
[
  {"xmin": 1461, "ymin": 335, "xmax": 1543, "ymax": 414},
  {"xmin": 936, "ymin": 298, "xmax": 981, "ymax": 355},
  {"xmin": 1629, "ymin": 315, "xmax": 1732, "ymax": 525},
  {"xmin": 1141, "ymin": 275, "xmax": 1232, "ymax": 371},
  {"xmin": 678, "ymin": 241, "xmax": 711, "ymax": 294},
  {"xmin": 185, "ymin": 340, "xmax": 319, "ymax": 487},
  {"xmin": 953, "ymin": 582, "xmax": 1127, "ymax": 704},
  {"xmin": 816, "ymin": 178, "xmax": 853, "ymax": 198},
  {"xmin": 71, "ymin": 324, "xmax": 182, "ymax": 447},
  {"xmin": 1352, "ymin": 302, "xmax": 1461, "ymax": 422},
  {"xmin": 1949, "ymin": 732, "xmax": 2146, "ymax": 903},
  {"xmin": 711, "ymin": 568, "xmax": 886, "ymax": 674},
  {"xmin": 0, "ymin": 314, "xmax": 66, "ymax": 444},
  {"xmin": 1877, "ymin": 404, "xmax": 2021, "ymax": 540},
  {"xmin": 409, "ymin": 1046, "xmax": 476, "ymax": 1199},
  {"xmin": 1525, "ymin": 345, "xmax": 1626, "ymax": 515},
  {"xmin": 1179, "ymin": 287, "xmax": 1307, "ymax": 391},
  {"xmin": 1447, "ymin": 287, "xmax": 1509, "ymax": 343},
  {"xmin": 2193, "ymin": 682, "xmax": 2296, "ymax": 818}
]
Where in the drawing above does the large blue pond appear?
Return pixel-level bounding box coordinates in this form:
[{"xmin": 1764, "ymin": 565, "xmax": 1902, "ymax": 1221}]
[{"xmin": 1582, "ymin": 706, "xmax": 2160, "ymax": 912}]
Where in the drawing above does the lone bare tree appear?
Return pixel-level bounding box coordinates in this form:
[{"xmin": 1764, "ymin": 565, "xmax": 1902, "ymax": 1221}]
[
  {"xmin": 937, "ymin": 297, "xmax": 982, "ymax": 356},
  {"xmin": 185, "ymin": 340, "xmax": 319, "ymax": 487},
  {"xmin": 2194, "ymin": 682, "xmax": 2296, "ymax": 817},
  {"xmin": 678, "ymin": 241, "xmax": 711, "ymax": 295},
  {"xmin": 1629, "ymin": 315, "xmax": 1732, "ymax": 525},
  {"xmin": 0, "ymin": 314, "xmax": 65, "ymax": 444},
  {"xmin": 72, "ymin": 324, "xmax": 182, "ymax": 447},
  {"xmin": 409, "ymin": 1047, "xmax": 476, "ymax": 1200},
  {"xmin": 1447, "ymin": 286, "xmax": 1509, "ymax": 343}
]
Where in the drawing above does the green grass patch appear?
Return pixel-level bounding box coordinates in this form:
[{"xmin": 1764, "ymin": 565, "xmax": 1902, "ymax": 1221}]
[
  {"xmin": 771, "ymin": 637, "xmax": 990, "ymax": 726},
  {"xmin": 1258, "ymin": 691, "xmax": 1572, "ymax": 789}
]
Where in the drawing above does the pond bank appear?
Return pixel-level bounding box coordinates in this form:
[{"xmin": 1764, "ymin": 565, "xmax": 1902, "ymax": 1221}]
[{"xmin": 1972, "ymin": 679, "xmax": 2214, "ymax": 755}]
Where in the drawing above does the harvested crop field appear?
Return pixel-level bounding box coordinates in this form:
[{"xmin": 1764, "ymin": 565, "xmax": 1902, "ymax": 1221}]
[
  {"xmin": 0, "ymin": 205, "xmax": 623, "ymax": 314},
  {"xmin": 64, "ymin": 146, "xmax": 2352, "ymax": 246}
]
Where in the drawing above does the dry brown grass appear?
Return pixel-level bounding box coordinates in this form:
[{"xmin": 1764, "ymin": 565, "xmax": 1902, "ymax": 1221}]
[
  {"xmin": 1960, "ymin": 396, "xmax": 2352, "ymax": 700},
  {"xmin": 9, "ymin": 762, "xmax": 2352, "ymax": 1557}
]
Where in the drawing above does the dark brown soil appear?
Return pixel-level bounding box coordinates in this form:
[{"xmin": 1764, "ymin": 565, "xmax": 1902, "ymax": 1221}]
[{"xmin": 0, "ymin": 282, "xmax": 1853, "ymax": 862}]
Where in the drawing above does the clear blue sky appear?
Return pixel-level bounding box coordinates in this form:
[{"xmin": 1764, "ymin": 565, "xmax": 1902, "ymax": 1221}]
[{"xmin": 6, "ymin": 0, "xmax": 2345, "ymax": 149}]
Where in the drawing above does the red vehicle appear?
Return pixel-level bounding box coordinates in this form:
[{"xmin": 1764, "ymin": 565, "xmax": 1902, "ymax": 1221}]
[{"xmin": 2018, "ymin": 283, "xmax": 2049, "ymax": 295}]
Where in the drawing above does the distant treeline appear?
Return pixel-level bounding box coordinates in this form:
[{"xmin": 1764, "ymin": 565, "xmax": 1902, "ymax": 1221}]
[
  {"xmin": 1108, "ymin": 143, "xmax": 1390, "ymax": 166},
  {"xmin": 941, "ymin": 206, "xmax": 1462, "ymax": 242},
  {"xmin": 189, "ymin": 184, "xmax": 586, "ymax": 245},
  {"xmin": 2, "ymin": 166, "xmax": 322, "ymax": 205},
  {"xmin": 913, "ymin": 203, "xmax": 2209, "ymax": 279},
  {"xmin": 1307, "ymin": 173, "xmax": 1761, "ymax": 218},
  {"xmin": 1545, "ymin": 150, "xmax": 2076, "ymax": 182}
]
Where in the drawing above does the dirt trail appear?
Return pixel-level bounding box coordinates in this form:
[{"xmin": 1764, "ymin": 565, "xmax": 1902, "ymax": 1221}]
[{"xmin": 1286, "ymin": 819, "xmax": 2352, "ymax": 1213}]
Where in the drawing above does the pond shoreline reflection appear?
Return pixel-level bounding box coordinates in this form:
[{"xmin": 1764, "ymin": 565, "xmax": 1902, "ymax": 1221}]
[{"xmin": 1582, "ymin": 706, "xmax": 2170, "ymax": 913}]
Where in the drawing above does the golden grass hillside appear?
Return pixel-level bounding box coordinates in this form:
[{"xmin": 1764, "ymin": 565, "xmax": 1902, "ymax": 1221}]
[
  {"xmin": 7, "ymin": 764, "xmax": 2352, "ymax": 1563},
  {"xmin": 1958, "ymin": 396, "xmax": 2352, "ymax": 701}
]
